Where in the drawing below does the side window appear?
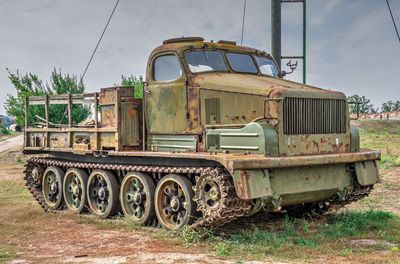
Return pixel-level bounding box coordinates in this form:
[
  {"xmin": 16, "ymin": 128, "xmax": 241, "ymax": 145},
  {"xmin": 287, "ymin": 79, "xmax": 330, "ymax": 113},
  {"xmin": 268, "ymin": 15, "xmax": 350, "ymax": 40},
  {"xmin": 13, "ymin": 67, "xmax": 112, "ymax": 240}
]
[{"xmin": 153, "ymin": 55, "xmax": 182, "ymax": 81}]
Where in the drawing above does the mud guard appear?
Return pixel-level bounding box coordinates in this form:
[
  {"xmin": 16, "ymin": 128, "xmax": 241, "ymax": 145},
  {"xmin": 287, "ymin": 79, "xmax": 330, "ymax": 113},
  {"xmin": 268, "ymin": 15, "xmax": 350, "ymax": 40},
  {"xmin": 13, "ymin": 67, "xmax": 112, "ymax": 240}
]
[
  {"xmin": 232, "ymin": 169, "xmax": 273, "ymax": 200},
  {"xmin": 355, "ymin": 160, "xmax": 380, "ymax": 186}
]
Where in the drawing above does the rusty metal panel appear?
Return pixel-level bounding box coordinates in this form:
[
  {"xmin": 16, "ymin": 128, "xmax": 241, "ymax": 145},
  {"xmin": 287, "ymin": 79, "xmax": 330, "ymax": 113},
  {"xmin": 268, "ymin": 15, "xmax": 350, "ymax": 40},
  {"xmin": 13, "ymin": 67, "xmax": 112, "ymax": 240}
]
[
  {"xmin": 146, "ymin": 81, "xmax": 188, "ymax": 134},
  {"xmin": 147, "ymin": 134, "xmax": 197, "ymax": 152},
  {"xmin": 99, "ymin": 88, "xmax": 118, "ymax": 105},
  {"xmin": 99, "ymin": 132, "xmax": 116, "ymax": 150},
  {"xmin": 205, "ymin": 97, "xmax": 220, "ymax": 125},
  {"xmin": 205, "ymin": 122, "xmax": 267, "ymax": 154},
  {"xmin": 200, "ymin": 89, "xmax": 264, "ymax": 126},
  {"xmin": 28, "ymin": 132, "xmax": 46, "ymax": 148},
  {"xmin": 232, "ymin": 169, "xmax": 272, "ymax": 200},
  {"xmin": 121, "ymin": 101, "xmax": 141, "ymax": 147},
  {"xmin": 355, "ymin": 161, "xmax": 380, "ymax": 185},
  {"xmin": 49, "ymin": 133, "xmax": 68, "ymax": 148},
  {"xmin": 101, "ymin": 105, "xmax": 116, "ymax": 128},
  {"xmin": 73, "ymin": 133, "xmax": 92, "ymax": 150}
]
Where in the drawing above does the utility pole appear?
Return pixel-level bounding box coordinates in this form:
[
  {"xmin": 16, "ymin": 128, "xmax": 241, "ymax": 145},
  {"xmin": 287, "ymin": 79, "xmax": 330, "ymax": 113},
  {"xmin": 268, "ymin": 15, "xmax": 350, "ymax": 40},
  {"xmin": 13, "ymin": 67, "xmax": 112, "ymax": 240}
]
[
  {"xmin": 271, "ymin": 0, "xmax": 307, "ymax": 84},
  {"xmin": 271, "ymin": 0, "xmax": 282, "ymax": 70}
]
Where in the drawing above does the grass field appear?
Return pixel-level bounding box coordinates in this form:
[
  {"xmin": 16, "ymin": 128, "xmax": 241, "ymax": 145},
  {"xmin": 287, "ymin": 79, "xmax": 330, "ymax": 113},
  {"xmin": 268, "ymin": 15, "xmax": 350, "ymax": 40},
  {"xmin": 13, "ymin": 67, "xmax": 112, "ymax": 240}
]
[
  {"xmin": 176, "ymin": 120, "xmax": 400, "ymax": 262},
  {"xmin": 353, "ymin": 120, "xmax": 400, "ymax": 168},
  {"xmin": 0, "ymin": 120, "xmax": 399, "ymax": 263}
]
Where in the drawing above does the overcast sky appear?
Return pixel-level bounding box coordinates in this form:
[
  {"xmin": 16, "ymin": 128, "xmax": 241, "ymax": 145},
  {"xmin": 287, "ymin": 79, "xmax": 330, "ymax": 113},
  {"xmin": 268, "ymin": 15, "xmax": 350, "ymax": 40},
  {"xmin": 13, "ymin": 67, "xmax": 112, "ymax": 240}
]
[{"xmin": 1, "ymin": 0, "xmax": 399, "ymax": 115}]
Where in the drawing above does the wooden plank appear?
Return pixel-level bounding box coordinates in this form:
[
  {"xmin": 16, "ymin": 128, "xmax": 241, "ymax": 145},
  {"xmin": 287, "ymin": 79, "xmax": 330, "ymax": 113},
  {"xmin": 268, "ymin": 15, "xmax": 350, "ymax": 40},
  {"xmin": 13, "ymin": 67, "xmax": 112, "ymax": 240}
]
[
  {"xmin": 26, "ymin": 127, "xmax": 117, "ymax": 133},
  {"xmin": 68, "ymin": 94, "xmax": 72, "ymax": 128},
  {"xmin": 44, "ymin": 95, "xmax": 49, "ymax": 127},
  {"xmin": 25, "ymin": 96, "xmax": 29, "ymax": 129}
]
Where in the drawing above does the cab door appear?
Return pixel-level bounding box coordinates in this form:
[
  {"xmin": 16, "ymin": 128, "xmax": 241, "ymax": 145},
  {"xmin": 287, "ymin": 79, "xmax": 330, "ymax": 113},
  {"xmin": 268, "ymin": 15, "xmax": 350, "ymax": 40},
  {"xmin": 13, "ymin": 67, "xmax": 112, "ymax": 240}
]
[{"xmin": 145, "ymin": 53, "xmax": 188, "ymax": 134}]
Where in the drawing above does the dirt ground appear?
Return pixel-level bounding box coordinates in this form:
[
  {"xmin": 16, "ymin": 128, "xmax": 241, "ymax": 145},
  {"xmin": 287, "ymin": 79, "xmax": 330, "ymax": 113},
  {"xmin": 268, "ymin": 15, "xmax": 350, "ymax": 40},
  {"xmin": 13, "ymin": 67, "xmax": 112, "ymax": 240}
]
[
  {"xmin": 0, "ymin": 139, "xmax": 399, "ymax": 264},
  {"xmin": 0, "ymin": 146, "xmax": 279, "ymax": 264}
]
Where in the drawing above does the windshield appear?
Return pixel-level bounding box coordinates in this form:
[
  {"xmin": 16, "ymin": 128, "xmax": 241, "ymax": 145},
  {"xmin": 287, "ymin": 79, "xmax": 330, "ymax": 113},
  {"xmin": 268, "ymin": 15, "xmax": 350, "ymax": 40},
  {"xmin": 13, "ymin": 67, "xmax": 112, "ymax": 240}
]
[
  {"xmin": 185, "ymin": 50, "xmax": 228, "ymax": 73},
  {"xmin": 255, "ymin": 56, "xmax": 279, "ymax": 77},
  {"xmin": 184, "ymin": 49, "xmax": 279, "ymax": 77},
  {"xmin": 226, "ymin": 52, "xmax": 258, "ymax": 73}
]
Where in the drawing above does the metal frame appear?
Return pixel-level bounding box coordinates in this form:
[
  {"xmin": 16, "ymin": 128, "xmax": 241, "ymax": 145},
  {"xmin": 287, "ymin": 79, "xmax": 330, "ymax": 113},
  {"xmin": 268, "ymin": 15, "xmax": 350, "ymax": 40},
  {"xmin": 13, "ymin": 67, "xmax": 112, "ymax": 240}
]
[{"xmin": 271, "ymin": 0, "xmax": 307, "ymax": 84}]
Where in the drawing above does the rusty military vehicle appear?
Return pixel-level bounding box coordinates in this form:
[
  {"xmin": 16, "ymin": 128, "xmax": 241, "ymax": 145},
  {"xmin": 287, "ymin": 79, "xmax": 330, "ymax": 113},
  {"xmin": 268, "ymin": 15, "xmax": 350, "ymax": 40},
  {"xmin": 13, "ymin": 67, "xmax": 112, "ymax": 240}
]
[{"xmin": 23, "ymin": 37, "xmax": 381, "ymax": 230}]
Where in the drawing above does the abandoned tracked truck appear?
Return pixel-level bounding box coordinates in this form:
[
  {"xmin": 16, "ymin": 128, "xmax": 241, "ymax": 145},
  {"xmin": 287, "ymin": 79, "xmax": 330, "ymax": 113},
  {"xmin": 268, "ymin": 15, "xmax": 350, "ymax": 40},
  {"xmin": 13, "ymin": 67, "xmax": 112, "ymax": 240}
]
[{"xmin": 23, "ymin": 37, "xmax": 381, "ymax": 229}]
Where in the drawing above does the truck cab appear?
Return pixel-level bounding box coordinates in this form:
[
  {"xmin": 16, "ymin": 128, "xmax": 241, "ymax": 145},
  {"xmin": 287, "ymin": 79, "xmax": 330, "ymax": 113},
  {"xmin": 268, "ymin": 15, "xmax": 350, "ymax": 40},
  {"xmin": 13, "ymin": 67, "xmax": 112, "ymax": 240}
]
[{"xmin": 145, "ymin": 37, "xmax": 351, "ymax": 157}]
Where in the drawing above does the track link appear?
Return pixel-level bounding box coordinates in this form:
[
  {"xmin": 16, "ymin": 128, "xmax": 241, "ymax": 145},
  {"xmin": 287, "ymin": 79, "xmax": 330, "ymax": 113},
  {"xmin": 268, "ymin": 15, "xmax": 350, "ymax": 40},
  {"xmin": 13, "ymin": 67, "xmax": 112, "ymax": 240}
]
[
  {"xmin": 192, "ymin": 168, "xmax": 251, "ymax": 230},
  {"xmin": 24, "ymin": 157, "xmax": 250, "ymax": 229}
]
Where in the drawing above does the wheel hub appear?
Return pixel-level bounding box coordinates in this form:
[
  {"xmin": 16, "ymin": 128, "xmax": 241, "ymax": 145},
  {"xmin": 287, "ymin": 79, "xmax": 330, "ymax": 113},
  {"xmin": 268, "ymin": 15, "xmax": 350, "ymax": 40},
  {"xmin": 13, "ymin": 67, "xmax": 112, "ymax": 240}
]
[
  {"xmin": 50, "ymin": 182, "xmax": 58, "ymax": 193},
  {"xmin": 193, "ymin": 174, "xmax": 223, "ymax": 217},
  {"xmin": 72, "ymin": 185, "xmax": 80, "ymax": 196},
  {"xmin": 209, "ymin": 187, "xmax": 219, "ymax": 201},
  {"xmin": 98, "ymin": 187, "xmax": 106, "ymax": 200},
  {"xmin": 170, "ymin": 196, "xmax": 180, "ymax": 212},
  {"xmin": 133, "ymin": 191, "xmax": 142, "ymax": 205},
  {"xmin": 32, "ymin": 168, "xmax": 40, "ymax": 181}
]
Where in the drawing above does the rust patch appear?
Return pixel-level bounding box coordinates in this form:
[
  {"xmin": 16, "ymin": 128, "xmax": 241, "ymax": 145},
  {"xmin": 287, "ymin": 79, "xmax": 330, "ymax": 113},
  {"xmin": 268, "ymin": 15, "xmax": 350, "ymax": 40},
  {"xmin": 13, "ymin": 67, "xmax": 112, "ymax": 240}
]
[
  {"xmin": 239, "ymin": 170, "xmax": 251, "ymax": 199},
  {"xmin": 186, "ymin": 75, "xmax": 202, "ymax": 134}
]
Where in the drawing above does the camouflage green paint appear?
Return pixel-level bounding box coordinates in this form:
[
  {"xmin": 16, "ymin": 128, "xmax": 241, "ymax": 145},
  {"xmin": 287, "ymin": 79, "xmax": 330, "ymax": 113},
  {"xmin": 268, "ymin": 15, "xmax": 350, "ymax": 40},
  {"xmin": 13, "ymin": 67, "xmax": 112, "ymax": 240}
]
[
  {"xmin": 350, "ymin": 124, "xmax": 360, "ymax": 152},
  {"xmin": 147, "ymin": 134, "xmax": 197, "ymax": 152},
  {"xmin": 23, "ymin": 38, "xmax": 382, "ymax": 211},
  {"xmin": 205, "ymin": 121, "xmax": 278, "ymax": 155},
  {"xmin": 355, "ymin": 161, "xmax": 380, "ymax": 185}
]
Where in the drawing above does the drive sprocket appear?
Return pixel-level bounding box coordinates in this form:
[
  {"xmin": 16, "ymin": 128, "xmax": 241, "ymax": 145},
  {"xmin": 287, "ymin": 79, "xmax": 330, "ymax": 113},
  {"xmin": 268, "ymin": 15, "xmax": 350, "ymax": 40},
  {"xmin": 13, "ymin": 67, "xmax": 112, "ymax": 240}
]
[{"xmin": 192, "ymin": 168, "xmax": 251, "ymax": 229}]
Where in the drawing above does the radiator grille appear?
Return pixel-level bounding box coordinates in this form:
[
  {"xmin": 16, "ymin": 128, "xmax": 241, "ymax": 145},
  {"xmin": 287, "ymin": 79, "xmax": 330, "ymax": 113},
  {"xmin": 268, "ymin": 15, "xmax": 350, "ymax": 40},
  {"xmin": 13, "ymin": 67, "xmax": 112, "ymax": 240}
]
[{"xmin": 283, "ymin": 97, "xmax": 346, "ymax": 135}]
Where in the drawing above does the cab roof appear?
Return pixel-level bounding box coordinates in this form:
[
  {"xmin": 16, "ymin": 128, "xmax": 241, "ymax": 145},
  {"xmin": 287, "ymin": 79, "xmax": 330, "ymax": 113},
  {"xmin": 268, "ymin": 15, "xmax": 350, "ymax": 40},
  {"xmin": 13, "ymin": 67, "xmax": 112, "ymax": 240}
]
[{"xmin": 150, "ymin": 36, "xmax": 271, "ymax": 58}]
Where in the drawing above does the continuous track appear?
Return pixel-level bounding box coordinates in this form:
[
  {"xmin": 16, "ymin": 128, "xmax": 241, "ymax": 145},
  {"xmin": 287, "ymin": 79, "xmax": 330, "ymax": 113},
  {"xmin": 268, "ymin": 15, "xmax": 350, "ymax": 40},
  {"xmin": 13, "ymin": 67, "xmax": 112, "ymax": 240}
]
[
  {"xmin": 24, "ymin": 157, "xmax": 251, "ymax": 229},
  {"xmin": 24, "ymin": 157, "xmax": 372, "ymax": 229}
]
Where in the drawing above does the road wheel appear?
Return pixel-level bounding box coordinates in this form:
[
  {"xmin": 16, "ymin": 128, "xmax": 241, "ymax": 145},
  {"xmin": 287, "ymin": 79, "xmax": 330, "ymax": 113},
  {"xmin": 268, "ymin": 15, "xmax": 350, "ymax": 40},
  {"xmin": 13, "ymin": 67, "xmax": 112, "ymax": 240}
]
[
  {"xmin": 120, "ymin": 172, "xmax": 155, "ymax": 225},
  {"xmin": 42, "ymin": 166, "xmax": 65, "ymax": 210},
  {"xmin": 63, "ymin": 168, "xmax": 88, "ymax": 213},
  {"xmin": 154, "ymin": 174, "xmax": 196, "ymax": 229},
  {"xmin": 87, "ymin": 169, "xmax": 119, "ymax": 218}
]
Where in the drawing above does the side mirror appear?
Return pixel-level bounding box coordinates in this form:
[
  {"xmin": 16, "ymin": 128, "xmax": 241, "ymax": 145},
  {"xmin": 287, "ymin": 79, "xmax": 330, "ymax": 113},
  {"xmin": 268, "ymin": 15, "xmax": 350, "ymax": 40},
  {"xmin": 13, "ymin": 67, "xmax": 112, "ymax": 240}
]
[{"xmin": 282, "ymin": 60, "xmax": 298, "ymax": 76}]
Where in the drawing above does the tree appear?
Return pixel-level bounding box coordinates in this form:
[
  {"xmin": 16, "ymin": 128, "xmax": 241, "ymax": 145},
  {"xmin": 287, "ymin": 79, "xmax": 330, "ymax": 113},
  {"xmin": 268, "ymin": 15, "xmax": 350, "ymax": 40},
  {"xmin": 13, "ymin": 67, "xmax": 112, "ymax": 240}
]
[
  {"xmin": 395, "ymin": 101, "xmax": 400, "ymax": 111},
  {"xmin": 381, "ymin": 101, "xmax": 395, "ymax": 112},
  {"xmin": 5, "ymin": 68, "xmax": 91, "ymax": 127},
  {"xmin": 381, "ymin": 100, "xmax": 400, "ymax": 112},
  {"xmin": 347, "ymin": 94, "xmax": 375, "ymax": 114},
  {"xmin": 120, "ymin": 75, "xmax": 143, "ymax": 98}
]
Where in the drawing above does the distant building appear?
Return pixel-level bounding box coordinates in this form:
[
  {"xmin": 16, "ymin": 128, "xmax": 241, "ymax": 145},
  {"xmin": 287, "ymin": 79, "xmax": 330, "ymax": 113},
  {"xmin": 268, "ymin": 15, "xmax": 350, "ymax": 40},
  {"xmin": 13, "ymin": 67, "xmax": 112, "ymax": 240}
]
[
  {"xmin": 350, "ymin": 111, "xmax": 400, "ymax": 120},
  {"xmin": 0, "ymin": 115, "xmax": 15, "ymax": 128}
]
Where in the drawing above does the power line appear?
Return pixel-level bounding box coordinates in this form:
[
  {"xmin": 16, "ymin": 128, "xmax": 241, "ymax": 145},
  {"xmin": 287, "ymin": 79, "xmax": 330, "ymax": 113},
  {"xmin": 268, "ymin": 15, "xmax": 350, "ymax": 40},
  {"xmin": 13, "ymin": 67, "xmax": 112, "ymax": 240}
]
[
  {"xmin": 390, "ymin": 0, "xmax": 400, "ymax": 28},
  {"xmin": 79, "ymin": 0, "xmax": 120, "ymax": 86},
  {"xmin": 240, "ymin": 0, "xmax": 247, "ymax": 45},
  {"xmin": 386, "ymin": 0, "xmax": 400, "ymax": 43}
]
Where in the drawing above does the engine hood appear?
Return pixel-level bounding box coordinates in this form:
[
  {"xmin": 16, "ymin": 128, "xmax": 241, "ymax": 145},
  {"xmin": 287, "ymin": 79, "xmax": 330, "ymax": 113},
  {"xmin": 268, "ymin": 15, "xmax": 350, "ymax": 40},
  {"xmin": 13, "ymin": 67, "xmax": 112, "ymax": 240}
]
[{"xmin": 191, "ymin": 72, "xmax": 345, "ymax": 98}]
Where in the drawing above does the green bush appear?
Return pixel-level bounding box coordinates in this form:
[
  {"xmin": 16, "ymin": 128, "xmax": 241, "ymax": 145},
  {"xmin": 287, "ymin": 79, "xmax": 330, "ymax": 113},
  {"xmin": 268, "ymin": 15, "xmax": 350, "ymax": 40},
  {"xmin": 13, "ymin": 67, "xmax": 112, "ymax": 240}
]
[
  {"xmin": 0, "ymin": 124, "xmax": 10, "ymax": 135},
  {"xmin": 120, "ymin": 75, "xmax": 143, "ymax": 98}
]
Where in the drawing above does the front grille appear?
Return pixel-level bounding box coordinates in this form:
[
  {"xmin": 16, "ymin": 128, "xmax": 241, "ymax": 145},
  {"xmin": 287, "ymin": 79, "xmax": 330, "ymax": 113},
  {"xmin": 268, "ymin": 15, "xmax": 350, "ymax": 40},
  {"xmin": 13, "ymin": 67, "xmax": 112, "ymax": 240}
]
[{"xmin": 283, "ymin": 97, "xmax": 346, "ymax": 135}]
